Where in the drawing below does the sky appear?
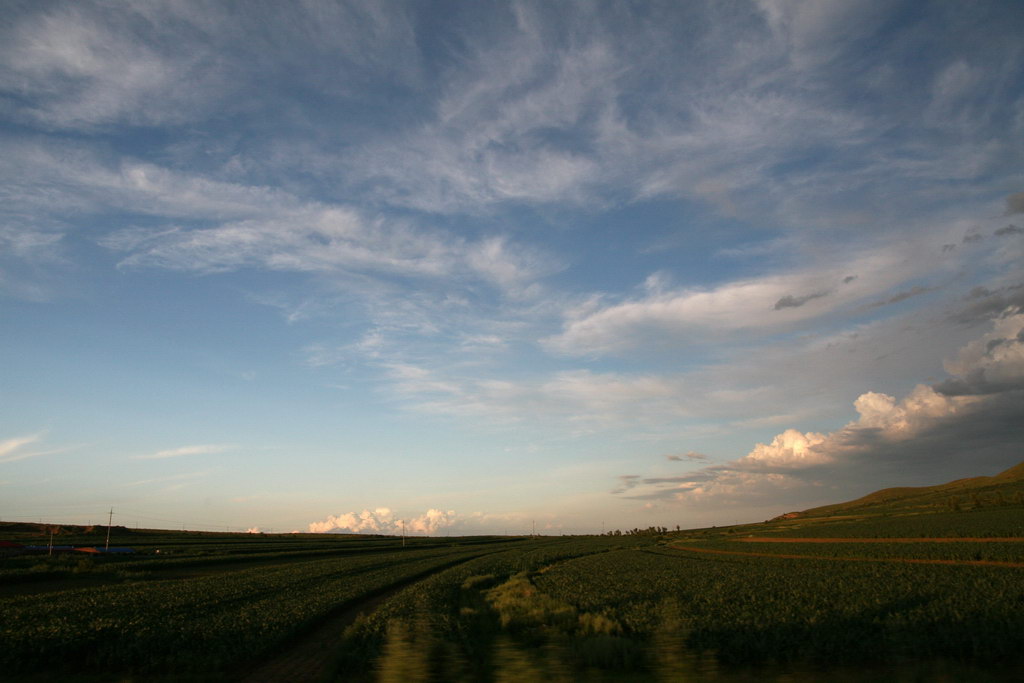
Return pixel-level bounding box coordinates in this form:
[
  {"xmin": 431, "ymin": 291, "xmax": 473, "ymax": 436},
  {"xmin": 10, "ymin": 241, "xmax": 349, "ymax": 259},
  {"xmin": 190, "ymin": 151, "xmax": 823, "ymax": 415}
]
[{"xmin": 1, "ymin": 1, "xmax": 1022, "ymax": 536}]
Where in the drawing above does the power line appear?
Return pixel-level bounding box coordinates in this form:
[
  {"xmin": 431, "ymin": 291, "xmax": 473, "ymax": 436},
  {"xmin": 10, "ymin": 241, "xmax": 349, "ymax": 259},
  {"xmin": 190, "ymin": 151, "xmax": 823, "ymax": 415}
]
[
  {"xmin": 2, "ymin": 508, "xmax": 290, "ymax": 534},
  {"xmin": 105, "ymin": 508, "xmax": 113, "ymax": 550}
]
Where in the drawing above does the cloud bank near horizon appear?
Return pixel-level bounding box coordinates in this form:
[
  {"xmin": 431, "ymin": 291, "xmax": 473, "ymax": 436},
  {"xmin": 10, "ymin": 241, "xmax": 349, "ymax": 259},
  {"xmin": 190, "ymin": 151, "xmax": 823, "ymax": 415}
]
[
  {"xmin": 308, "ymin": 507, "xmax": 458, "ymax": 536},
  {"xmin": 618, "ymin": 308, "xmax": 1024, "ymax": 510}
]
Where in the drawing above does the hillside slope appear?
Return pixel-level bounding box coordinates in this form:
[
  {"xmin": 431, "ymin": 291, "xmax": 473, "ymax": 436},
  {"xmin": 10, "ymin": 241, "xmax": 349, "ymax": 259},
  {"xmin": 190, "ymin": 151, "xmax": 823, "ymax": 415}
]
[{"xmin": 775, "ymin": 460, "xmax": 1024, "ymax": 521}]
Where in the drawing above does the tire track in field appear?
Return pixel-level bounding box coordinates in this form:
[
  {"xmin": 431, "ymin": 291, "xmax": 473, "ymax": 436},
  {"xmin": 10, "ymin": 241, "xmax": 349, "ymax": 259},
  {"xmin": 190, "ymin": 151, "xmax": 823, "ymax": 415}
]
[
  {"xmin": 669, "ymin": 544, "xmax": 1024, "ymax": 569},
  {"xmin": 238, "ymin": 552, "xmax": 493, "ymax": 683}
]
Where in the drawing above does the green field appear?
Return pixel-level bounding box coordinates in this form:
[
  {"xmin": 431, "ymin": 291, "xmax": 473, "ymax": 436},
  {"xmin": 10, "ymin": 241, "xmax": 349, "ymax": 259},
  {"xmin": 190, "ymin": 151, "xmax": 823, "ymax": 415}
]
[{"xmin": 3, "ymin": 465, "xmax": 1024, "ymax": 681}]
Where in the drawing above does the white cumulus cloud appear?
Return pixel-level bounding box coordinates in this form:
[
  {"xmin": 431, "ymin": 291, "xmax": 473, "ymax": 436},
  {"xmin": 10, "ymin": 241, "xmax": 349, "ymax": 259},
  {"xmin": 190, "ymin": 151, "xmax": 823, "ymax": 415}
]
[
  {"xmin": 740, "ymin": 429, "xmax": 830, "ymax": 468},
  {"xmin": 308, "ymin": 507, "xmax": 458, "ymax": 536}
]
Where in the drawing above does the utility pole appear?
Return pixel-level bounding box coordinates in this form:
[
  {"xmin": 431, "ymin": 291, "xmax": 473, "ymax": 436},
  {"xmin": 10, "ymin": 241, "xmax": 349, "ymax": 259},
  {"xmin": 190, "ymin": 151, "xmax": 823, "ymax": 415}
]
[
  {"xmin": 532, "ymin": 520, "xmax": 536, "ymax": 538},
  {"xmin": 401, "ymin": 519, "xmax": 406, "ymax": 547},
  {"xmin": 105, "ymin": 508, "xmax": 113, "ymax": 551},
  {"xmin": 48, "ymin": 528, "xmax": 54, "ymax": 556}
]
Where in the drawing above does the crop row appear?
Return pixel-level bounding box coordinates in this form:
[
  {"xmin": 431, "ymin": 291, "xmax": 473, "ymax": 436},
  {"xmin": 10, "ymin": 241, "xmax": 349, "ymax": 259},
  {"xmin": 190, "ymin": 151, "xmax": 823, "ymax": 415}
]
[
  {"xmin": 332, "ymin": 537, "xmax": 643, "ymax": 678},
  {"xmin": 0, "ymin": 544, "xmax": 489, "ymax": 675},
  {"xmin": 533, "ymin": 547, "xmax": 1024, "ymax": 665},
  {"xmin": 680, "ymin": 539, "xmax": 1024, "ymax": 563},
  {"xmin": 764, "ymin": 507, "xmax": 1024, "ymax": 539},
  {"xmin": 0, "ymin": 537, "xmax": 527, "ymax": 588},
  {"xmin": 352, "ymin": 537, "xmax": 633, "ymax": 633}
]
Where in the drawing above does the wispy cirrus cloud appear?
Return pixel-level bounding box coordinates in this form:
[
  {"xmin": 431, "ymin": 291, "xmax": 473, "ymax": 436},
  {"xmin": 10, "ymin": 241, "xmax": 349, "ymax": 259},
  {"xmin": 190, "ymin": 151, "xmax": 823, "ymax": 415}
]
[
  {"xmin": 136, "ymin": 444, "xmax": 236, "ymax": 460},
  {"xmin": 375, "ymin": 363, "xmax": 688, "ymax": 430},
  {"xmin": 0, "ymin": 138, "xmax": 562, "ymax": 314},
  {"xmin": 319, "ymin": 0, "xmax": 1024, "ymax": 240},
  {"xmin": 315, "ymin": 252, "xmax": 1011, "ymax": 437},
  {"xmin": 0, "ymin": 434, "xmax": 77, "ymax": 464},
  {"xmin": 543, "ymin": 244, "xmax": 932, "ymax": 357},
  {"xmin": 0, "ymin": 4, "xmax": 225, "ymax": 129},
  {"xmin": 0, "ymin": 2, "xmax": 419, "ymax": 130},
  {"xmin": 11, "ymin": 0, "xmax": 1013, "ymax": 234},
  {"xmin": 0, "ymin": 434, "xmax": 42, "ymax": 462},
  {"xmin": 124, "ymin": 471, "xmax": 211, "ymax": 487}
]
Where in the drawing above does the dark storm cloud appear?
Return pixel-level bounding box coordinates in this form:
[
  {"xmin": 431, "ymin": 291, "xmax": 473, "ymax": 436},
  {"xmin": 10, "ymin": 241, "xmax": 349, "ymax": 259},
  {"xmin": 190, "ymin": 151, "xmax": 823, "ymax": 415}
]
[
  {"xmin": 622, "ymin": 484, "xmax": 702, "ymax": 501},
  {"xmin": 948, "ymin": 285, "xmax": 1024, "ymax": 324},
  {"xmin": 610, "ymin": 475, "xmax": 641, "ymax": 494},
  {"xmin": 994, "ymin": 224, "xmax": 1023, "ymax": 237},
  {"xmin": 774, "ymin": 291, "xmax": 829, "ymax": 310},
  {"xmin": 869, "ymin": 285, "xmax": 935, "ymax": 309},
  {"xmin": 933, "ymin": 328, "xmax": 1024, "ymax": 396},
  {"xmin": 934, "ymin": 374, "xmax": 1024, "ymax": 396},
  {"xmin": 837, "ymin": 393, "xmax": 1024, "ymax": 478},
  {"xmin": 641, "ymin": 473, "xmax": 715, "ymax": 485},
  {"xmin": 1006, "ymin": 191, "xmax": 1024, "ymax": 216},
  {"xmin": 665, "ymin": 451, "xmax": 708, "ymax": 461}
]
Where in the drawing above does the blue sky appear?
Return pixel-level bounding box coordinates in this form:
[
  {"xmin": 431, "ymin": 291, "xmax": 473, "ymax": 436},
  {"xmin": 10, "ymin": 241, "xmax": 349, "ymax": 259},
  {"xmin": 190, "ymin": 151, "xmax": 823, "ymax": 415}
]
[{"xmin": 2, "ymin": 1, "xmax": 1023, "ymax": 535}]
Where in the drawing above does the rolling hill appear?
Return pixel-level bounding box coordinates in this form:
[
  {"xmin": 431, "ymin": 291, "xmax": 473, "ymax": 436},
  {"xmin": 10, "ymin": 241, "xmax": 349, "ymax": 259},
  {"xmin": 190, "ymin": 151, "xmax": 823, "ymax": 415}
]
[{"xmin": 773, "ymin": 460, "xmax": 1024, "ymax": 521}]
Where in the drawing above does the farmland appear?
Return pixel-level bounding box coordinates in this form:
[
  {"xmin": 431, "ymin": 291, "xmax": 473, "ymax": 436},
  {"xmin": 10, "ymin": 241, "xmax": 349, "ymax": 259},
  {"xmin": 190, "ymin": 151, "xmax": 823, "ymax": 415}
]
[
  {"xmin": 3, "ymin": 466, "xmax": 1024, "ymax": 681},
  {"xmin": 332, "ymin": 515, "xmax": 1024, "ymax": 682}
]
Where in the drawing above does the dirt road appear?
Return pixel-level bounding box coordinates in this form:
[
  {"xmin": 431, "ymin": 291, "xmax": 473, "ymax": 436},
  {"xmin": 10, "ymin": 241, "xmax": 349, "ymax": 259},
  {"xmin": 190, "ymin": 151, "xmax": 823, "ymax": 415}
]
[{"xmin": 239, "ymin": 553, "xmax": 489, "ymax": 683}]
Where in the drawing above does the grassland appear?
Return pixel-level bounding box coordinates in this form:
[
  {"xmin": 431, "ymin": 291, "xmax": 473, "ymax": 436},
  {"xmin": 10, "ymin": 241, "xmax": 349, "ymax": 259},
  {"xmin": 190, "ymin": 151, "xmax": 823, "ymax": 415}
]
[{"xmin": 3, "ymin": 462, "xmax": 1023, "ymax": 681}]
